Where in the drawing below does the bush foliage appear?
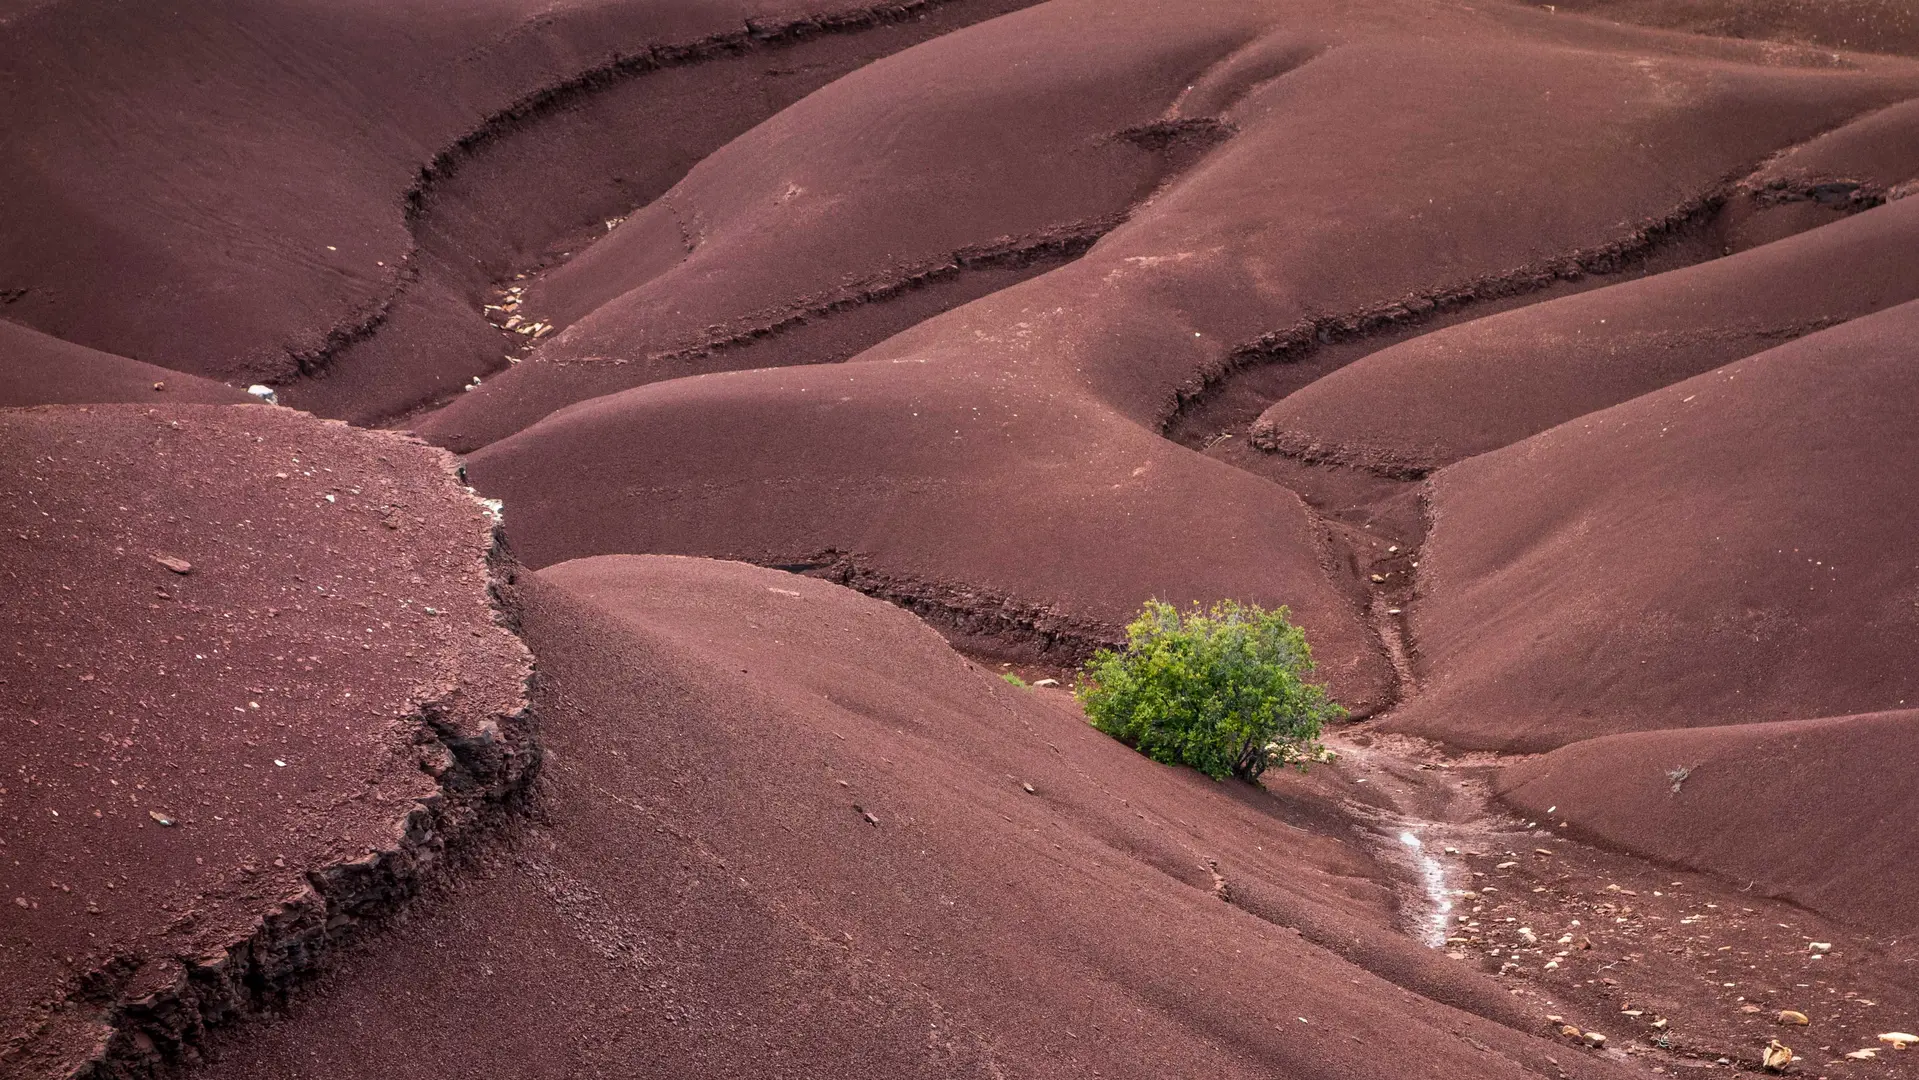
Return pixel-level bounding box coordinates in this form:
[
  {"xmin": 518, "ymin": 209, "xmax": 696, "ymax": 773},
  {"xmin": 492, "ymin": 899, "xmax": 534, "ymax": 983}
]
[{"xmin": 1076, "ymin": 601, "xmax": 1343, "ymax": 781}]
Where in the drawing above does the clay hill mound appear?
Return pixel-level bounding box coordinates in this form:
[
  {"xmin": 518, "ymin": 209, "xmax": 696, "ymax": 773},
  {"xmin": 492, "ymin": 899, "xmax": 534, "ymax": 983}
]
[
  {"xmin": 1385, "ymin": 298, "xmax": 1919, "ymax": 753},
  {"xmin": 182, "ymin": 555, "xmax": 1629, "ymax": 1080},
  {"xmin": 0, "ymin": 320, "xmax": 256, "ymax": 409},
  {"xmin": 0, "ymin": 0, "xmax": 1036, "ymax": 426},
  {"xmin": 426, "ymin": 0, "xmax": 1919, "ymax": 450},
  {"xmin": 1252, "ymin": 192, "xmax": 1919, "ymax": 475},
  {"xmin": 1550, "ymin": 0, "xmax": 1919, "ymax": 58},
  {"xmin": 1497, "ymin": 707, "xmax": 1919, "ymax": 934},
  {"xmin": 448, "ymin": 0, "xmax": 1919, "ymax": 710},
  {"xmin": 1727, "ymin": 95, "xmax": 1919, "ymax": 248},
  {"xmin": 0, "ymin": 405, "xmax": 531, "ymax": 1078},
  {"xmin": 417, "ymin": 1, "xmax": 1267, "ymax": 451},
  {"xmin": 460, "ymin": 360, "xmax": 1392, "ymax": 705}
]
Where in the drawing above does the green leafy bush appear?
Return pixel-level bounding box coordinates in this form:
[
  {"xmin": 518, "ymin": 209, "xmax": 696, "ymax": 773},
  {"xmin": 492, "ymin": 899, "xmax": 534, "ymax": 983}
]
[{"xmin": 1076, "ymin": 600, "xmax": 1343, "ymax": 781}]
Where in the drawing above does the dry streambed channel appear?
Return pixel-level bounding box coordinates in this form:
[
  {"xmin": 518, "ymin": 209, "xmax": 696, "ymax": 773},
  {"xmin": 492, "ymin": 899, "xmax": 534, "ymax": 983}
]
[{"xmin": 1326, "ymin": 729, "xmax": 1919, "ymax": 1077}]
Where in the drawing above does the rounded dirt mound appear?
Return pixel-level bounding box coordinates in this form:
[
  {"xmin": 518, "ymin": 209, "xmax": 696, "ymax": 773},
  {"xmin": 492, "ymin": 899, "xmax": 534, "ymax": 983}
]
[
  {"xmin": 0, "ymin": 319, "xmax": 258, "ymax": 408},
  {"xmin": 449, "ymin": 0, "xmax": 1919, "ymax": 719},
  {"xmin": 178, "ymin": 555, "xmax": 1639, "ymax": 1080},
  {"xmin": 1387, "ymin": 298, "xmax": 1919, "ymax": 752},
  {"xmin": 1253, "ymin": 194, "xmax": 1919, "ymax": 475},
  {"xmin": 1498, "ymin": 707, "xmax": 1919, "ymax": 934},
  {"xmin": 0, "ymin": 0, "xmax": 1036, "ymax": 424},
  {"xmin": 0, "ymin": 404, "xmax": 531, "ymax": 1078}
]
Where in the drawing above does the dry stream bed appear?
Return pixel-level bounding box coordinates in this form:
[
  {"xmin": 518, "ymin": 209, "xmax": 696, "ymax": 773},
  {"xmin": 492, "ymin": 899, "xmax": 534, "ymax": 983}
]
[{"xmin": 1327, "ymin": 730, "xmax": 1919, "ymax": 1078}]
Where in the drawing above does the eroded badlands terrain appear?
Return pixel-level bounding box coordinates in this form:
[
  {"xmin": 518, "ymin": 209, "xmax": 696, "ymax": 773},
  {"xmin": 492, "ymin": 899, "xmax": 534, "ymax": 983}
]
[{"xmin": 5, "ymin": 0, "xmax": 1919, "ymax": 1076}]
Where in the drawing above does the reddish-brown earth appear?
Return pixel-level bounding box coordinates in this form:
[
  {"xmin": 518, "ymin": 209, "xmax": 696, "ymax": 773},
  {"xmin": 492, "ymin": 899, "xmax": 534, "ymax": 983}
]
[
  {"xmin": 1253, "ymin": 195, "xmax": 1919, "ymax": 476},
  {"xmin": 1387, "ymin": 299, "xmax": 1919, "ymax": 752},
  {"xmin": 184, "ymin": 557, "xmax": 1639, "ymax": 1080},
  {"xmin": 6, "ymin": 0, "xmax": 1919, "ymax": 1077},
  {"xmin": 444, "ymin": 0, "xmax": 1919, "ymax": 702},
  {"xmin": 0, "ymin": 0, "xmax": 1038, "ymax": 424},
  {"xmin": 0, "ymin": 323, "xmax": 257, "ymax": 410},
  {"xmin": 0, "ymin": 406, "xmax": 531, "ymax": 1078},
  {"xmin": 1499, "ymin": 708, "xmax": 1919, "ymax": 934}
]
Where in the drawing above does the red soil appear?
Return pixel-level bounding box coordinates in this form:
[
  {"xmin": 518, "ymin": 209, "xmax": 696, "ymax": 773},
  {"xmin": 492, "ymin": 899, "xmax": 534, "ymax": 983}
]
[
  {"xmin": 1253, "ymin": 194, "xmax": 1919, "ymax": 475},
  {"xmin": 0, "ymin": 321, "xmax": 256, "ymax": 409},
  {"xmin": 5, "ymin": 0, "xmax": 1919, "ymax": 1076},
  {"xmin": 447, "ymin": 0, "xmax": 1919, "ymax": 711},
  {"xmin": 1388, "ymin": 298, "xmax": 1919, "ymax": 752},
  {"xmin": 0, "ymin": 0, "xmax": 1037, "ymax": 424},
  {"xmin": 415, "ymin": 2, "xmax": 1253, "ymax": 450},
  {"xmin": 459, "ymin": 358, "xmax": 1394, "ymax": 706},
  {"xmin": 1499, "ymin": 707, "xmax": 1919, "ymax": 934},
  {"xmin": 185, "ymin": 556, "xmax": 1638, "ymax": 1080},
  {"xmin": 1551, "ymin": 0, "xmax": 1919, "ymax": 57},
  {"xmin": 0, "ymin": 406, "xmax": 530, "ymax": 1078}
]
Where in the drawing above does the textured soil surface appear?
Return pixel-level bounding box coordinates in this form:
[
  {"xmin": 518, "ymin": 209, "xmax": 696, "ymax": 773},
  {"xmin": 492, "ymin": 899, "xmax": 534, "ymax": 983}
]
[
  {"xmin": 179, "ymin": 557, "xmax": 1648, "ymax": 1080},
  {"xmin": 1386, "ymin": 299, "xmax": 1919, "ymax": 752},
  {"xmin": 6, "ymin": 0, "xmax": 1919, "ymax": 1077},
  {"xmin": 0, "ymin": 406, "xmax": 531, "ymax": 1078}
]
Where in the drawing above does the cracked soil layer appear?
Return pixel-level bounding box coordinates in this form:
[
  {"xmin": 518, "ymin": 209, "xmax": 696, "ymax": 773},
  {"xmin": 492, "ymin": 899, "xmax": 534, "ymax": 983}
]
[
  {"xmin": 1386, "ymin": 297, "xmax": 1919, "ymax": 754},
  {"xmin": 184, "ymin": 555, "xmax": 1640, "ymax": 1080},
  {"xmin": 0, "ymin": 0, "xmax": 1039, "ymax": 422},
  {"xmin": 414, "ymin": 5, "xmax": 1249, "ymax": 452},
  {"xmin": 450, "ymin": 0, "xmax": 1919, "ymax": 728},
  {"xmin": 0, "ymin": 404, "xmax": 532, "ymax": 1079},
  {"xmin": 288, "ymin": 0, "xmax": 1048, "ymax": 426},
  {"xmin": 1252, "ymin": 192, "xmax": 1919, "ymax": 477}
]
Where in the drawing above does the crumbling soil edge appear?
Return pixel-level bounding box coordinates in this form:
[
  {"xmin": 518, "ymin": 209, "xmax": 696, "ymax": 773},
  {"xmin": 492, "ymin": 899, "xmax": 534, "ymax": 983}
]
[
  {"xmin": 276, "ymin": 0, "xmax": 1034, "ymax": 389},
  {"xmin": 1215, "ymin": 170, "xmax": 1899, "ymax": 478},
  {"xmin": 34, "ymin": 484, "xmax": 541, "ymax": 1080},
  {"xmin": 762, "ymin": 550, "xmax": 1123, "ymax": 666},
  {"xmin": 400, "ymin": 1, "xmax": 1016, "ymax": 229},
  {"xmin": 1205, "ymin": 186, "xmax": 1732, "ymax": 467},
  {"xmin": 541, "ymin": 216, "xmax": 1125, "ymax": 370}
]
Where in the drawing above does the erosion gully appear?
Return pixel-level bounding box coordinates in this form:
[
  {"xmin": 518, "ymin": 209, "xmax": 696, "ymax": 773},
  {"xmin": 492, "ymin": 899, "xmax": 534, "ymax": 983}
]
[
  {"xmin": 1157, "ymin": 395, "xmax": 1919, "ymax": 1078},
  {"xmin": 371, "ymin": 34, "xmax": 1919, "ymax": 1074},
  {"xmin": 1158, "ymin": 370, "xmax": 1919, "ymax": 1077},
  {"xmin": 455, "ymin": 214, "xmax": 1919, "ymax": 1080}
]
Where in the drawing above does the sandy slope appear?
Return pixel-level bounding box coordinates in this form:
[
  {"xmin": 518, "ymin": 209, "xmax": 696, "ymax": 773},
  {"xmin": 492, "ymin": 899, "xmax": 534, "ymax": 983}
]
[
  {"xmin": 1499, "ymin": 707, "xmax": 1919, "ymax": 934},
  {"xmin": 0, "ymin": 0, "xmax": 1037, "ymax": 422},
  {"xmin": 0, "ymin": 320, "xmax": 257, "ymax": 408}
]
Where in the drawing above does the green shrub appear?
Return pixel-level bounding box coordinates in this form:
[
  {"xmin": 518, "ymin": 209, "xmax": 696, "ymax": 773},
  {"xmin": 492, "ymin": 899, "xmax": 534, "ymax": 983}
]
[
  {"xmin": 1076, "ymin": 600, "xmax": 1343, "ymax": 781},
  {"xmin": 1001, "ymin": 672, "xmax": 1029, "ymax": 688}
]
